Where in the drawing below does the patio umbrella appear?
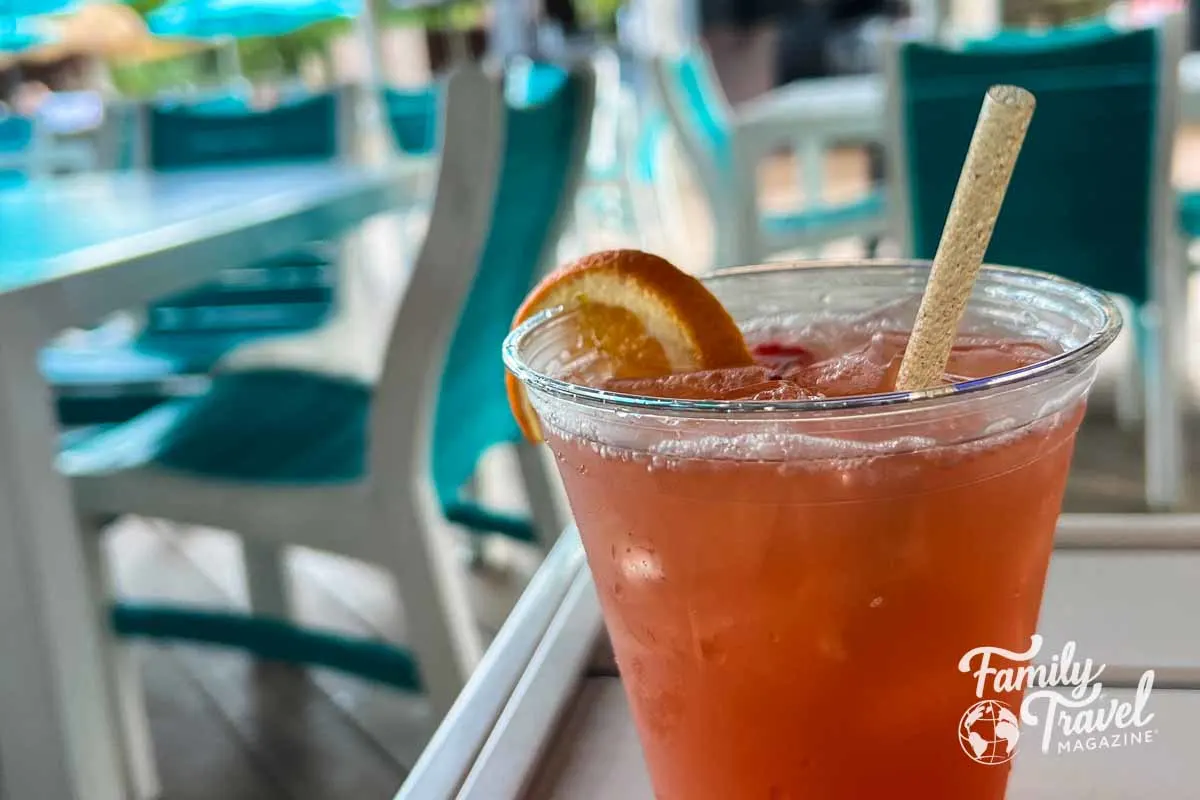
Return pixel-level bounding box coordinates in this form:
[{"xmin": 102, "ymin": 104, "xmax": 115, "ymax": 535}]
[
  {"xmin": 148, "ymin": 0, "xmax": 360, "ymax": 40},
  {"xmin": 15, "ymin": 3, "xmax": 206, "ymax": 63},
  {"xmin": 147, "ymin": 0, "xmax": 360, "ymax": 85},
  {"xmin": 0, "ymin": 16, "xmax": 55, "ymax": 53},
  {"xmin": 0, "ymin": 0, "xmax": 74, "ymax": 15}
]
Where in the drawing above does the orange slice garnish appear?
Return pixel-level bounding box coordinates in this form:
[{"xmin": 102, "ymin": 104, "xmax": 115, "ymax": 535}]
[{"xmin": 506, "ymin": 249, "xmax": 754, "ymax": 442}]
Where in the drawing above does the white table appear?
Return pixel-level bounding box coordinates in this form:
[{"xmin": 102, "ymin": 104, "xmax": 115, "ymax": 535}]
[
  {"xmin": 735, "ymin": 51, "xmax": 1200, "ymax": 155},
  {"xmin": 0, "ymin": 163, "xmax": 417, "ymax": 800},
  {"xmin": 729, "ymin": 54, "xmax": 1200, "ymax": 261},
  {"xmin": 399, "ymin": 516, "xmax": 1200, "ymax": 798}
]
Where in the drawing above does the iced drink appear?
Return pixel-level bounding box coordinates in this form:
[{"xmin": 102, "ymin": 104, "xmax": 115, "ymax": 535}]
[{"xmin": 504, "ymin": 261, "xmax": 1121, "ymax": 799}]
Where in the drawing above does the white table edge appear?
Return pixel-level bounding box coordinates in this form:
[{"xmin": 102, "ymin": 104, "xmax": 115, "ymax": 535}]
[
  {"xmin": 0, "ymin": 163, "xmax": 424, "ymax": 338},
  {"xmin": 396, "ymin": 529, "xmax": 587, "ymax": 800},
  {"xmin": 398, "ymin": 513, "xmax": 1200, "ymax": 800}
]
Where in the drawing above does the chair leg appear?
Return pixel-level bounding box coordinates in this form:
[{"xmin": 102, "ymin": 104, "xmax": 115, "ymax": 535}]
[
  {"xmin": 515, "ymin": 440, "xmax": 567, "ymax": 549},
  {"xmin": 243, "ymin": 540, "xmax": 291, "ymax": 620},
  {"xmin": 1141, "ymin": 306, "xmax": 1185, "ymax": 510},
  {"xmin": 78, "ymin": 515, "xmax": 161, "ymax": 800},
  {"xmin": 373, "ymin": 493, "xmax": 482, "ymax": 717},
  {"xmin": 460, "ymin": 473, "xmax": 487, "ymax": 569}
]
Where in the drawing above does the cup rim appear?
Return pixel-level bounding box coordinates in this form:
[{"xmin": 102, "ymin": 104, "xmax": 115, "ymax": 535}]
[{"xmin": 502, "ymin": 259, "xmax": 1124, "ymax": 418}]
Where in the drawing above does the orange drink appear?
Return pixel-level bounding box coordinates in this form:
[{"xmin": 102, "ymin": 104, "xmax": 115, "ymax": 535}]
[{"xmin": 504, "ymin": 259, "xmax": 1121, "ymax": 799}]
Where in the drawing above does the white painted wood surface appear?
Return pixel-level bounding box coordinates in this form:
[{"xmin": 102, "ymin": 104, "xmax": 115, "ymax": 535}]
[
  {"xmin": 403, "ymin": 520, "xmax": 1200, "ymax": 799},
  {"xmin": 526, "ymin": 680, "xmax": 1200, "ymax": 799}
]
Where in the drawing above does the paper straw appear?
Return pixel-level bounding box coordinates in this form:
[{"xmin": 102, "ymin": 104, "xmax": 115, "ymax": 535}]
[{"xmin": 895, "ymin": 85, "xmax": 1036, "ymax": 391}]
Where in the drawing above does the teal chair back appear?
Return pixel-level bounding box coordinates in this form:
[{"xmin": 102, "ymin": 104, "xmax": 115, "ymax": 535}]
[
  {"xmin": 650, "ymin": 48, "xmax": 733, "ymax": 205},
  {"xmin": 382, "ymin": 85, "xmax": 440, "ymax": 156},
  {"xmin": 668, "ymin": 50, "xmax": 733, "ymax": 175},
  {"xmin": 0, "ymin": 115, "xmax": 33, "ymax": 186},
  {"xmin": 144, "ymin": 91, "xmax": 345, "ymax": 335},
  {"xmin": 429, "ymin": 65, "xmax": 594, "ymax": 525},
  {"xmin": 887, "ymin": 22, "xmax": 1180, "ymax": 306},
  {"xmin": 507, "ymin": 58, "xmax": 569, "ymax": 106},
  {"xmin": 0, "ymin": 115, "xmax": 33, "ymax": 153},
  {"xmin": 148, "ymin": 91, "xmax": 342, "ymax": 171},
  {"xmin": 967, "ymin": 17, "xmax": 1115, "ymax": 52}
]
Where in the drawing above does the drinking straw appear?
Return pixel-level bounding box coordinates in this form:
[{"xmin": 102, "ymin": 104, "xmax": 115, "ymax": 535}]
[{"xmin": 895, "ymin": 85, "xmax": 1036, "ymax": 391}]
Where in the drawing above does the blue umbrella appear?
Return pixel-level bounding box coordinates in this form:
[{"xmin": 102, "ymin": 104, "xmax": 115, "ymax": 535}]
[
  {"xmin": 0, "ymin": 0, "xmax": 75, "ymax": 16},
  {"xmin": 0, "ymin": 16, "xmax": 56, "ymax": 52},
  {"xmin": 148, "ymin": 0, "xmax": 359, "ymax": 40}
]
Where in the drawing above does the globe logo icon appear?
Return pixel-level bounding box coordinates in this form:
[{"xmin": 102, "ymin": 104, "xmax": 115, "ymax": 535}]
[{"xmin": 959, "ymin": 700, "xmax": 1020, "ymax": 764}]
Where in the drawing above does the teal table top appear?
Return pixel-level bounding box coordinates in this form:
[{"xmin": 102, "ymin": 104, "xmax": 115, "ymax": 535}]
[{"xmin": 0, "ymin": 164, "xmax": 414, "ymax": 336}]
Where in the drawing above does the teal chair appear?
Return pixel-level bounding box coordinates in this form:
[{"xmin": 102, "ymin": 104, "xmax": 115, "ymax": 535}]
[
  {"xmin": 380, "ymin": 83, "xmax": 442, "ymax": 230},
  {"xmin": 884, "ymin": 17, "xmax": 1186, "ymax": 509},
  {"xmin": 382, "ymin": 84, "xmax": 440, "ymax": 156},
  {"xmin": 512, "ymin": 50, "xmax": 656, "ymax": 252},
  {"xmin": 649, "ymin": 47, "xmax": 887, "ymax": 268},
  {"xmin": 143, "ymin": 91, "xmax": 344, "ymax": 332},
  {"xmin": 43, "ymin": 90, "xmax": 349, "ymax": 425},
  {"xmin": 0, "ymin": 114, "xmax": 34, "ymax": 187},
  {"xmin": 972, "ymin": 17, "xmax": 1117, "ymax": 51},
  {"xmin": 62, "ymin": 63, "xmax": 592, "ymax": 795}
]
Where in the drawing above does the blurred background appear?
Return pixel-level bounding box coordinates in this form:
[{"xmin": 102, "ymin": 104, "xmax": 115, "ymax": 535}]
[{"xmin": 0, "ymin": 1, "xmax": 1198, "ymax": 799}]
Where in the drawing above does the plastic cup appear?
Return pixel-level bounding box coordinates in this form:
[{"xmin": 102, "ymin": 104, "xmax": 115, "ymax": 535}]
[{"xmin": 503, "ymin": 260, "xmax": 1121, "ymax": 799}]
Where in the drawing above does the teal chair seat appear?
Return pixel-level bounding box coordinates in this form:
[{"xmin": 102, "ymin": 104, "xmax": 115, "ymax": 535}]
[
  {"xmin": 45, "ymin": 328, "xmax": 279, "ymax": 425},
  {"xmin": 61, "ymin": 369, "xmax": 540, "ymax": 541},
  {"xmin": 61, "ymin": 370, "xmax": 368, "ymax": 481},
  {"xmin": 1178, "ymin": 190, "xmax": 1200, "ymax": 237}
]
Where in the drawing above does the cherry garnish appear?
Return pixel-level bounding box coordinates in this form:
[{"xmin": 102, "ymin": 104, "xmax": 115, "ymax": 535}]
[{"xmin": 751, "ymin": 342, "xmax": 816, "ymax": 375}]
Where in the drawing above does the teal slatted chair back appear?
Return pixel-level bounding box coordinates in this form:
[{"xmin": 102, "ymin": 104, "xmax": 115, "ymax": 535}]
[
  {"xmin": 652, "ymin": 48, "xmax": 733, "ymax": 207},
  {"xmin": 382, "ymin": 85, "xmax": 440, "ymax": 156},
  {"xmin": 148, "ymin": 91, "xmax": 340, "ymax": 170},
  {"xmin": 429, "ymin": 65, "xmax": 593, "ymax": 533},
  {"xmin": 889, "ymin": 23, "xmax": 1176, "ymax": 305},
  {"xmin": 144, "ymin": 91, "xmax": 345, "ymax": 335},
  {"xmin": 971, "ymin": 17, "xmax": 1116, "ymax": 51},
  {"xmin": 669, "ymin": 49, "xmax": 733, "ymax": 174}
]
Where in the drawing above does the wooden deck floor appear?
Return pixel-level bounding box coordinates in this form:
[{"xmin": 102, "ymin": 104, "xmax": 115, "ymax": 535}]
[{"xmin": 111, "ymin": 511, "xmax": 537, "ymax": 800}]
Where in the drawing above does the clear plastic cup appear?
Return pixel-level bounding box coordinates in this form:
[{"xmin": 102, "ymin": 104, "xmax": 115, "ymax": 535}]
[{"xmin": 503, "ymin": 260, "xmax": 1121, "ymax": 799}]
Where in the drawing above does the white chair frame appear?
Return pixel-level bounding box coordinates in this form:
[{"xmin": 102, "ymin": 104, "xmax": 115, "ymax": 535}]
[
  {"xmin": 70, "ymin": 62, "xmax": 593, "ymax": 798},
  {"xmin": 648, "ymin": 47, "xmax": 888, "ymax": 269}
]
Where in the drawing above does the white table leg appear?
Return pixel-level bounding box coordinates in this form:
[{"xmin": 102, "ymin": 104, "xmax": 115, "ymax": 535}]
[{"xmin": 0, "ymin": 315, "xmax": 129, "ymax": 800}]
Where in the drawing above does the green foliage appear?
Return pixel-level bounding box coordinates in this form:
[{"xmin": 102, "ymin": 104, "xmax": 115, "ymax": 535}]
[
  {"xmin": 575, "ymin": 0, "xmax": 624, "ymax": 28},
  {"xmin": 109, "ymin": 55, "xmax": 207, "ymax": 97},
  {"xmin": 124, "ymin": 0, "xmax": 168, "ymax": 15},
  {"xmin": 235, "ymin": 18, "xmax": 348, "ymax": 77},
  {"xmin": 377, "ymin": 0, "xmax": 486, "ymax": 29}
]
